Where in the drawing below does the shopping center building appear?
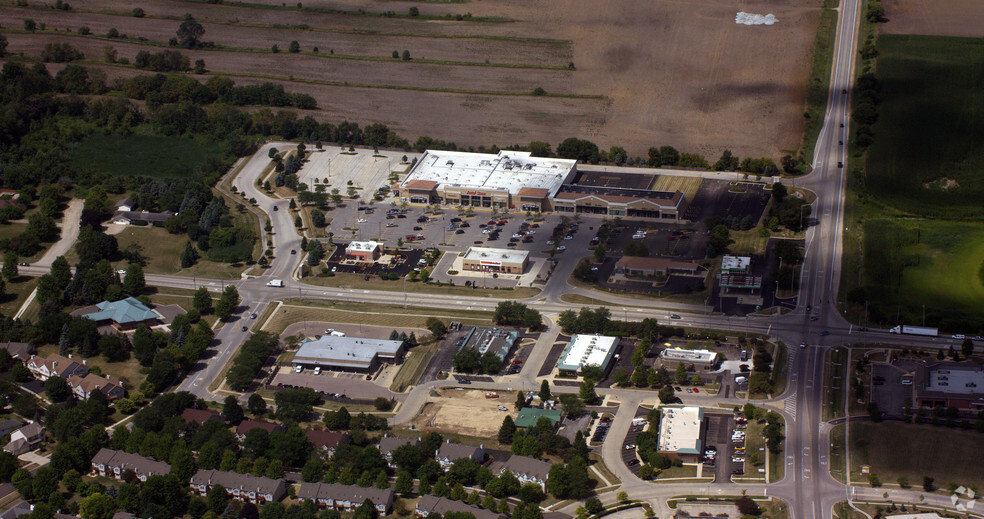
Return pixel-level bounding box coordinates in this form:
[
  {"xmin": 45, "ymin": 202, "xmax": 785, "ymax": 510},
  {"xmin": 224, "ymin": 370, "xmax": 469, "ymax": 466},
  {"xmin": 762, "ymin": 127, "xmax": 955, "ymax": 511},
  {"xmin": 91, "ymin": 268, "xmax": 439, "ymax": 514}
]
[{"xmin": 395, "ymin": 150, "xmax": 687, "ymax": 220}]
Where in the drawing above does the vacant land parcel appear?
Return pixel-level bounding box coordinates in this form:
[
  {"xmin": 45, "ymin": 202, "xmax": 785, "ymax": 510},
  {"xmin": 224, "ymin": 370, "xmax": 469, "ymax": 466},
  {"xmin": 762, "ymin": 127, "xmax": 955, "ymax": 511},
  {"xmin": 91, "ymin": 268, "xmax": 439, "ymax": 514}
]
[
  {"xmin": 4, "ymin": 0, "xmax": 821, "ymax": 157},
  {"xmin": 882, "ymin": 0, "xmax": 984, "ymax": 37}
]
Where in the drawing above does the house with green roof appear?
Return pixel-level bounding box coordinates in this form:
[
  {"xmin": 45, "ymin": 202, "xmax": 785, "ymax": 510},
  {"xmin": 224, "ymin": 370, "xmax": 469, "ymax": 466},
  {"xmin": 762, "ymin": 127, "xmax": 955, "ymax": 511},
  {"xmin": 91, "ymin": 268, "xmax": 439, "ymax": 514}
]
[
  {"xmin": 514, "ymin": 407, "xmax": 562, "ymax": 429},
  {"xmin": 82, "ymin": 297, "xmax": 161, "ymax": 331}
]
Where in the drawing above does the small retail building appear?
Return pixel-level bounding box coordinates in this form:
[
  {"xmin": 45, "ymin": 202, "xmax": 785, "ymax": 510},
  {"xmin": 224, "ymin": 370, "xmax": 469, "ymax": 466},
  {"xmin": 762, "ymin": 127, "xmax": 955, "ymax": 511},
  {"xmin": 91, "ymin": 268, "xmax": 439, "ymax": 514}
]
[
  {"xmin": 345, "ymin": 241, "xmax": 382, "ymax": 262},
  {"xmin": 459, "ymin": 327, "xmax": 519, "ymax": 361},
  {"xmin": 292, "ymin": 335, "xmax": 405, "ymax": 373},
  {"xmin": 719, "ymin": 255, "xmax": 761, "ymax": 293},
  {"xmin": 556, "ymin": 334, "xmax": 619, "ymax": 377},
  {"xmin": 81, "ymin": 297, "xmax": 162, "ymax": 332},
  {"xmin": 615, "ymin": 256, "xmax": 700, "ymax": 278},
  {"xmin": 657, "ymin": 406, "xmax": 705, "ymax": 461},
  {"xmin": 462, "ymin": 247, "xmax": 529, "ymax": 274},
  {"xmin": 658, "ymin": 349, "xmax": 721, "ymax": 371}
]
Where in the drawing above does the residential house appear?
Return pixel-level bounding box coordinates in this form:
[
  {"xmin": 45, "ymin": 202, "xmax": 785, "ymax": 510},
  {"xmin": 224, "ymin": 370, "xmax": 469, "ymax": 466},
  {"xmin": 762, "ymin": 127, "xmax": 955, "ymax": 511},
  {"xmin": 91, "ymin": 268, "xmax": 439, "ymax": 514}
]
[
  {"xmin": 68, "ymin": 373, "xmax": 125, "ymax": 402},
  {"xmin": 181, "ymin": 408, "xmax": 225, "ymax": 426},
  {"xmin": 90, "ymin": 448, "xmax": 171, "ymax": 482},
  {"xmin": 81, "ymin": 297, "xmax": 162, "ymax": 332},
  {"xmin": 0, "ymin": 502, "xmax": 32, "ymax": 519},
  {"xmin": 305, "ymin": 429, "xmax": 350, "ymax": 455},
  {"xmin": 190, "ymin": 469, "xmax": 286, "ymax": 504},
  {"xmin": 3, "ymin": 422, "xmax": 45, "ymax": 455},
  {"xmin": 26, "ymin": 353, "xmax": 88, "ymax": 381},
  {"xmin": 296, "ymin": 483, "xmax": 393, "ymax": 514},
  {"xmin": 235, "ymin": 419, "xmax": 284, "ymax": 440},
  {"xmin": 116, "ymin": 198, "xmax": 135, "ymax": 212},
  {"xmin": 435, "ymin": 440, "xmax": 483, "ymax": 469},
  {"xmin": 415, "ymin": 495, "xmax": 503, "ymax": 519},
  {"xmin": 0, "ymin": 420, "xmax": 23, "ymax": 438},
  {"xmin": 378, "ymin": 435, "xmax": 420, "ymax": 467},
  {"xmin": 111, "ymin": 210, "xmax": 175, "ymax": 226},
  {"xmin": 490, "ymin": 455, "xmax": 551, "ymax": 490},
  {"xmin": 0, "ymin": 342, "xmax": 34, "ymax": 363}
]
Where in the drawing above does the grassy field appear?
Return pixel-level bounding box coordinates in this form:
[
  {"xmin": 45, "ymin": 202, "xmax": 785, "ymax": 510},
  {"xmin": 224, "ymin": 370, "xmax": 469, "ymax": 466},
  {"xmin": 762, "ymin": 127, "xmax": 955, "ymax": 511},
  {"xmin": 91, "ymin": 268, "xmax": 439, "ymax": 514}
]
[
  {"xmin": 800, "ymin": 8, "xmax": 838, "ymax": 164},
  {"xmin": 112, "ymin": 227, "xmax": 247, "ymax": 280},
  {"xmin": 67, "ymin": 134, "xmax": 226, "ymax": 179},
  {"xmin": 829, "ymin": 424, "xmax": 846, "ymax": 483},
  {"xmin": 262, "ymin": 300, "xmax": 493, "ymax": 335},
  {"xmin": 390, "ymin": 341, "xmax": 438, "ymax": 392},
  {"xmin": 0, "ymin": 277, "xmax": 37, "ymax": 319},
  {"xmin": 866, "ymin": 35, "xmax": 984, "ymax": 218},
  {"xmin": 301, "ymin": 271, "xmax": 540, "ymax": 299},
  {"xmin": 823, "ymin": 347, "xmax": 849, "ymax": 420},
  {"xmin": 146, "ymin": 288, "xmax": 219, "ymax": 327},
  {"xmin": 849, "ymin": 421, "xmax": 984, "ymax": 492},
  {"xmin": 848, "ymin": 219, "xmax": 984, "ymax": 331}
]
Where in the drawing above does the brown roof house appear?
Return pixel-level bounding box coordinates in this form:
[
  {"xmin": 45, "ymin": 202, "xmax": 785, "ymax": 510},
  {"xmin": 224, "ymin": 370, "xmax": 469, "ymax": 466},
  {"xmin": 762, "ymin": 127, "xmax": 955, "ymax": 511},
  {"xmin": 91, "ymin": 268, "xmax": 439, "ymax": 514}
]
[
  {"xmin": 68, "ymin": 373, "xmax": 125, "ymax": 402},
  {"xmin": 379, "ymin": 435, "xmax": 421, "ymax": 467},
  {"xmin": 415, "ymin": 496, "xmax": 503, "ymax": 519},
  {"xmin": 190, "ymin": 469, "xmax": 286, "ymax": 504},
  {"xmin": 235, "ymin": 420, "xmax": 285, "ymax": 440},
  {"xmin": 490, "ymin": 455, "xmax": 552, "ymax": 490},
  {"xmin": 305, "ymin": 430, "xmax": 350, "ymax": 455},
  {"xmin": 27, "ymin": 354, "xmax": 88, "ymax": 381},
  {"xmin": 111, "ymin": 210, "xmax": 175, "ymax": 226},
  {"xmin": 3, "ymin": 422, "xmax": 45, "ymax": 455},
  {"xmin": 435, "ymin": 440, "xmax": 483, "ymax": 469},
  {"xmin": 0, "ymin": 342, "xmax": 34, "ymax": 363},
  {"xmin": 296, "ymin": 483, "xmax": 393, "ymax": 514},
  {"xmin": 181, "ymin": 408, "xmax": 225, "ymax": 425},
  {"xmin": 90, "ymin": 448, "xmax": 171, "ymax": 482}
]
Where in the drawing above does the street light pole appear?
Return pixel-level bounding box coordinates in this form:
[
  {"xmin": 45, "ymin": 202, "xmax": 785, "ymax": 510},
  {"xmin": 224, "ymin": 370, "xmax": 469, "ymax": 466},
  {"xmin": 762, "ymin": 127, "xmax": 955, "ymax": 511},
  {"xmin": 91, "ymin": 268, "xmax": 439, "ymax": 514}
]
[{"xmin": 403, "ymin": 276, "xmax": 407, "ymax": 311}]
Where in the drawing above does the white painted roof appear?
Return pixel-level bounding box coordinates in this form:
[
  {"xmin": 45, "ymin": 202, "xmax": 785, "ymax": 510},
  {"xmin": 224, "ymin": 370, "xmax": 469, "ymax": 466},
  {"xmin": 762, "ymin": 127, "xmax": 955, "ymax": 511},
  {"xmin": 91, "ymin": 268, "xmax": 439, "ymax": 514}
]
[
  {"xmin": 463, "ymin": 247, "xmax": 529, "ymax": 266},
  {"xmin": 346, "ymin": 241, "xmax": 381, "ymax": 252},
  {"xmin": 657, "ymin": 406, "xmax": 704, "ymax": 454},
  {"xmin": 721, "ymin": 255, "xmax": 751, "ymax": 271},
  {"xmin": 557, "ymin": 334, "xmax": 618, "ymax": 372},
  {"xmin": 401, "ymin": 150, "xmax": 576, "ymax": 196},
  {"xmin": 926, "ymin": 365, "xmax": 984, "ymax": 395},
  {"xmin": 660, "ymin": 349, "xmax": 719, "ymax": 363}
]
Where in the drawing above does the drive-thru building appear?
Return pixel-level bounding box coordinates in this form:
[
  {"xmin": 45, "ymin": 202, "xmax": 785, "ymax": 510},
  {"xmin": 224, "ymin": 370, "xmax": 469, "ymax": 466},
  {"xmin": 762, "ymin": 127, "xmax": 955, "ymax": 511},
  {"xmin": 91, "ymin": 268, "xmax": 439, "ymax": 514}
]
[{"xmin": 461, "ymin": 247, "xmax": 529, "ymax": 274}]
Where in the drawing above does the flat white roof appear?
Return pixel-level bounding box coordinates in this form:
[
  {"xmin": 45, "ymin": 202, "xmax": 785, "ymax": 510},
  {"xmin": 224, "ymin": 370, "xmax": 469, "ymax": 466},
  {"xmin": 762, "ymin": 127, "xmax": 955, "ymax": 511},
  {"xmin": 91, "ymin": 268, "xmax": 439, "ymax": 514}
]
[
  {"xmin": 401, "ymin": 150, "xmax": 576, "ymax": 197},
  {"xmin": 657, "ymin": 406, "xmax": 704, "ymax": 454},
  {"xmin": 557, "ymin": 334, "xmax": 618, "ymax": 372},
  {"xmin": 294, "ymin": 335, "xmax": 403, "ymax": 368},
  {"xmin": 660, "ymin": 349, "xmax": 719, "ymax": 363},
  {"xmin": 346, "ymin": 241, "xmax": 381, "ymax": 252},
  {"xmin": 721, "ymin": 255, "xmax": 751, "ymax": 271},
  {"xmin": 926, "ymin": 365, "xmax": 984, "ymax": 395},
  {"xmin": 463, "ymin": 247, "xmax": 529, "ymax": 266}
]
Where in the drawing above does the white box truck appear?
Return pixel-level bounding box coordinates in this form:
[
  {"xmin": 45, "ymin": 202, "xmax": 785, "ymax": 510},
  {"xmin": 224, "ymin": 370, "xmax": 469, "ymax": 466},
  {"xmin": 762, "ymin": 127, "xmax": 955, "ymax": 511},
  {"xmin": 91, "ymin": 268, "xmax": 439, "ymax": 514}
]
[
  {"xmin": 889, "ymin": 325, "xmax": 937, "ymax": 337},
  {"xmin": 266, "ymin": 279, "xmax": 284, "ymax": 287}
]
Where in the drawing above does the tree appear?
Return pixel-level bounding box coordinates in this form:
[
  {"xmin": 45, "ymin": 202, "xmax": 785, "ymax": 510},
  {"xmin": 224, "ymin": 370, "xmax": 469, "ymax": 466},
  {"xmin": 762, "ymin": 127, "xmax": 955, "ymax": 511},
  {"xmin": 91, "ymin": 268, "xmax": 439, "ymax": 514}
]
[
  {"xmin": 735, "ymin": 496, "xmax": 759, "ymax": 515},
  {"xmin": 515, "ymin": 391, "xmax": 526, "ymax": 411},
  {"xmin": 426, "ymin": 317, "xmax": 447, "ymax": 338},
  {"xmin": 45, "ymin": 376, "xmax": 70, "ymax": 402},
  {"xmin": 2, "ymin": 251, "xmax": 17, "ymax": 280},
  {"xmin": 177, "ymin": 15, "xmax": 205, "ymax": 48},
  {"xmin": 674, "ymin": 362, "xmax": 688, "ymax": 384},
  {"xmin": 539, "ymin": 380, "xmax": 551, "ymax": 402},
  {"xmin": 248, "ymin": 393, "xmax": 267, "ymax": 416},
  {"xmin": 123, "ymin": 263, "xmax": 145, "ymax": 295},
  {"xmin": 617, "ymin": 490, "xmax": 629, "ymax": 502},
  {"xmin": 963, "ymin": 339, "xmax": 974, "ymax": 358},
  {"xmin": 289, "ymin": 41, "xmax": 300, "ymax": 53},
  {"xmin": 658, "ymin": 385, "xmax": 675, "ymax": 404},
  {"xmin": 294, "ymin": 215, "xmax": 303, "ymax": 228},
  {"xmin": 80, "ymin": 492, "xmax": 117, "ymax": 519},
  {"xmin": 585, "ymin": 498, "xmax": 603, "ymax": 515},
  {"xmin": 223, "ymin": 395, "xmax": 244, "ymax": 424},
  {"xmin": 193, "ymin": 286, "xmax": 213, "ymax": 314},
  {"xmin": 215, "ymin": 285, "xmax": 240, "ymax": 320},
  {"xmin": 207, "ymin": 484, "xmax": 229, "ymax": 514},
  {"xmin": 181, "ymin": 241, "xmax": 199, "ymax": 268},
  {"xmin": 578, "ymin": 379, "xmax": 597, "ymax": 404},
  {"xmin": 713, "ymin": 149, "xmax": 739, "ymax": 171},
  {"xmin": 498, "ymin": 416, "xmax": 516, "ymax": 444},
  {"xmin": 395, "ymin": 470, "xmax": 413, "ymax": 495},
  {"xmin": 402, "ymin": 50, "xmax": 411, "ymax": 61}
]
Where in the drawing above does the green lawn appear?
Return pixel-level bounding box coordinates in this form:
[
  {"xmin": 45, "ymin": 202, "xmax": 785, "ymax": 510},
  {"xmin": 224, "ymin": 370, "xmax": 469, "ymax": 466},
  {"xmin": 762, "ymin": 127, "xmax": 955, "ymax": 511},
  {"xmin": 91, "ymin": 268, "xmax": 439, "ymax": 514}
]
[
  {"xmin": 849, "ymin": 421, "xmax": 984, "ymax": 492},
  {"xmin": 112, "ymin": 227, "xmax": 246, "ymax": 280},
  {"xmin": 866, "ymin": 35, "xmax": 984, "ymax": 218},
  {"xmin": 67, "ymin": 134, "xmax": 225, "ymax": 179},
  {"xmin": 800, "ymin": 7, "xmax": 838, "ymax": 163},
  {"xmin": 0, "ymin": 277, "xmax": 37, "ymax": 318},
  {"xmin": 36, "ymin": 344, "xmax": 145, "ymax": 394}
]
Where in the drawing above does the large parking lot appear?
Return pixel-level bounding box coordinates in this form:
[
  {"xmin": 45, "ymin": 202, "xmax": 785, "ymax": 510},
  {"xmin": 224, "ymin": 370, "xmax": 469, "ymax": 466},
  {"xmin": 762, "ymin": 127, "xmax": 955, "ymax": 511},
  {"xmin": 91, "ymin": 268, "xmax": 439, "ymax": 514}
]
[
  {"xmin": 299, "ymin": 147, "xmax": 419, "ymax": 194},
  {"xmin": 702, "ymin": 411, "xmax": 747, "ymax": 481}
]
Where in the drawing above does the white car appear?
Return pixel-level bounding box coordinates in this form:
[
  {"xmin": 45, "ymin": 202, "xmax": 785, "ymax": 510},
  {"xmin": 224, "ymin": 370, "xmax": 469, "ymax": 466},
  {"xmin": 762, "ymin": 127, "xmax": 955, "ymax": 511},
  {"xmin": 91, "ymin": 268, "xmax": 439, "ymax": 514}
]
[
  {"xmin": 483, "ymin": 229, "xmax": 492, "ymax": 234},
  {"xmin": 556, "ymin": 246, "xmax": 567, "ymax": 251},
  {"xmin": 294, "ymin": 365, "xmax": 302, "ymax": 373},
  {"xmin": 497, "ymin": 405, "xmax": 508, "ymax": 411},
  {"xmin": 527, "ymin": 230, "xmax": 535, "ymax": 234},
  {"xmin": 953, "ymin": 334, "xmax": 966, "ymax": 339},
  {"xmin": 632, "ymin": 233, "xmax": 646, "ymax": 239},
  {"xmin": 546, "ymin": 240, "xmax": 554, "ymax": 245},
  {"xmin": 512, "ymin": 234, "xmax": 523, "ymax": 238},
  {"xmin": 117, "ymin": 269, "xmax": 126, "ymax": 275},
  {"xmin": 358, "ymin": 218, "xmax": 367, "ymax": 223},
  {"xmin": 314, "ymin": 367, "xmax": 321, "ymax": 375},
  {"xmin": 624, "ymin": 444, "xmax": 636, "ymax": 450},
  {"xmin": 564, "ymin": 235, "xmax": 574, "ymax": 240}
]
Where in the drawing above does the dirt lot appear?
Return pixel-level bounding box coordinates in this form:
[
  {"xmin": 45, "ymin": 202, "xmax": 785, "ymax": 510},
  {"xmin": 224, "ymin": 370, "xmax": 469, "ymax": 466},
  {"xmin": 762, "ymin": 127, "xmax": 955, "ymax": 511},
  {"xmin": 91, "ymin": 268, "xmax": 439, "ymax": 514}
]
[
  {"xmin": 7, "ymin": 0, "xmax": 820, "ymax": 157},
  {"xmin": 411, "ymin": 388, "xmax": 513, "ymax": 437},
  {"xmin": 882, "ymin": 0, "xmax": 984, "ymax": 37}
]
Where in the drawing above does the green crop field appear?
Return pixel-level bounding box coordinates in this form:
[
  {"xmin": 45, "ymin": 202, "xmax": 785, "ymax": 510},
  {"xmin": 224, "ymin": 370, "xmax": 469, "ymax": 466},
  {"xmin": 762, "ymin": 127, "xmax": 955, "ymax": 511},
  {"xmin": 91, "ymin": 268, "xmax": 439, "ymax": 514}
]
[
  {"xmin": 865, "ymin": 35, "xmax": 984, "ymax": 218},
  {"xmin": 851, "ymin": 219, "xmax": 984, "ymax": 331},
  {"xmin": 67, "ymin": 134, "xmax": 225, "ymax": 179}
]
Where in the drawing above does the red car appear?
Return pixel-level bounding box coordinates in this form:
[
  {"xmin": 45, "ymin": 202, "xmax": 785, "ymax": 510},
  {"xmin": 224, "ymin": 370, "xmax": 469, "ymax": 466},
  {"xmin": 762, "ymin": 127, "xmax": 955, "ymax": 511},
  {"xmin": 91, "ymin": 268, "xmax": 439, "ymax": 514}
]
[
  {"xmin": 511, "ymin": 359, "xmax": 523, "ymax": 365},
  {"xmin": 474, "ymin": 241, "xmax": 483, "ymax": 245}
]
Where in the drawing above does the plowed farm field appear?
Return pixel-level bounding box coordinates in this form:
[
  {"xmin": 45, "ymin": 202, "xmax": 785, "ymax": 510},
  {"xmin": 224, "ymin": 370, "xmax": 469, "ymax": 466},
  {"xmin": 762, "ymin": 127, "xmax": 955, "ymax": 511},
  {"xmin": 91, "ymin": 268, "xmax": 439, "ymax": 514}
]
[{"xmin": 5, "ymin": 0, "xmax": 823, "ymax": 157}]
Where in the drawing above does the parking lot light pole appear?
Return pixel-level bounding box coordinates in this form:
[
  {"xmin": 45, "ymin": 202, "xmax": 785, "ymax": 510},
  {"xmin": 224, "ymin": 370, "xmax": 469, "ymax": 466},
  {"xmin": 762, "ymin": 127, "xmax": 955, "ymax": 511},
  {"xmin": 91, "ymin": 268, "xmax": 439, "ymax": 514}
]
[{"xmin": 403, "ymin": 276, "xmax": 407, "ymax": 311}]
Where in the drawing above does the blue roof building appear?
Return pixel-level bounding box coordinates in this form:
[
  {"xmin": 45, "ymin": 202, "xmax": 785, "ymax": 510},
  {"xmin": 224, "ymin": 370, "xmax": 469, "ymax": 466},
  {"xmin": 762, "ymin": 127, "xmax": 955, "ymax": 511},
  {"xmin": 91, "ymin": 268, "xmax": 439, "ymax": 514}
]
[{"xmin": 83, "ymin": 297, "xmax": 160, "ymax": 331}]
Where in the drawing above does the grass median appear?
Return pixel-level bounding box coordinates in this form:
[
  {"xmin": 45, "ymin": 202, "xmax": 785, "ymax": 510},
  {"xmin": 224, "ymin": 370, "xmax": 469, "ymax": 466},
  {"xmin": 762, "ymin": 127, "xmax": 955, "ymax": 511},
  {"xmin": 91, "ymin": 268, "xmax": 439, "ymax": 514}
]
[
  {"xmin": 302, "ymin": 271, "xmax": 540, "ymax": 299},
  {"xmin": 264, "ymin": 299, "xmax": 493, "ymax": 336}
]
